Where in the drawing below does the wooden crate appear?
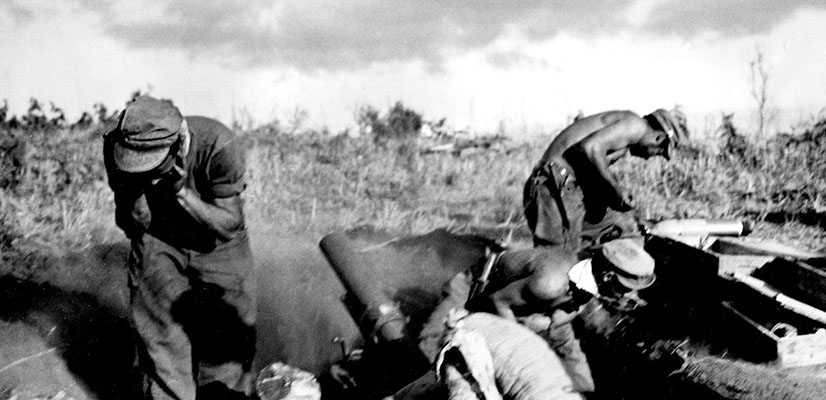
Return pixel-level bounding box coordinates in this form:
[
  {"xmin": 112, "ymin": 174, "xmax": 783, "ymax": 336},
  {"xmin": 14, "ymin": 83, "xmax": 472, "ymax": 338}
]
[
  {"xmin": 753, "ymin": 258, "xmax": 826, "ymax": 312},
  {"xmin": 722, "ymin": 301, "xmax": 826, "ymax": 368},
  {"xmin": 648, "ymin": 235, "xmax": 821, "ymax": 277},
  {"xmin": 646, "ymin": 235, "xmax": 773, "ymax": 278},
  {"xmin": 647, "ymin": 236, "xmax": 826, "ymax": 369},
  {"xmin": 706, "ymin": 238, "xmax": 776, "ymax": 276}
]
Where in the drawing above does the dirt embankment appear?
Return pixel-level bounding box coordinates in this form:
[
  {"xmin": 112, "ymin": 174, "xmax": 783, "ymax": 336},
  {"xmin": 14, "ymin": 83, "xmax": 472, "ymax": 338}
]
[
  {"xmin": 676, "ymin": 356, "xmax": 826, "ymax": 400},
  {"xmin": 0, "ymin": 225, "xmax": 360, "ymax": 399}
]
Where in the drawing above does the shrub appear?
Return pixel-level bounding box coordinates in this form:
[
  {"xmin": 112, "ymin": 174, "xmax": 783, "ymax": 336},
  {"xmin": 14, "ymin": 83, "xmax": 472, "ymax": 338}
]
[
  {"xmin": 357, "ymin": 101, "xmax": 423, "ymax": 145},
  {"xmin": 2, "ymin": 97, "xmax": 826, "ymax": 276}
]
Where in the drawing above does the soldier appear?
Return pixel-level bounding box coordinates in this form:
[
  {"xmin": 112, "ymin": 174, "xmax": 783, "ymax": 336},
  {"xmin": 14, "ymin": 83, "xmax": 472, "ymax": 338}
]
[
  {"xmin": 524, "ymin": 108, "xmax": 689, "ymax": 254},
  {"xmin": 103, "ymin": 96, "xmax": 256, "ymax": 400},
  {"xmin": 418, "ymin": 239, "xmax": 657, "ymax": 396}
]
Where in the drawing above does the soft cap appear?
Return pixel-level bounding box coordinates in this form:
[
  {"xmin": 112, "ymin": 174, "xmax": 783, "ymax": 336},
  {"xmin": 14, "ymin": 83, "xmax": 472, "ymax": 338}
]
[
  {"xmin": 111, "ymin": 96, "xmax": 183, "ymax": 173},
  {"xmin": 601, "ymin": 238, "xmax": 656, "ymax": 290}
]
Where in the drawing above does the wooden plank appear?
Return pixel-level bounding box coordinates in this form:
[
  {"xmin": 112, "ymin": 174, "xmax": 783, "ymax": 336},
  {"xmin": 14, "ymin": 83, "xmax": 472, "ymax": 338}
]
[
  {"xmin": 722, "ymin": 301, "xmax": 826, "ymax": 368},
  {"xmin": 718, "ymin": 301, "xmax": 784, "ymax": 364},
  {"xmin": 721, "ymin": 301, "xmax": 779, "ymax": 339},
  {"xmin": 728, "ymin": 273, "xmax": 826, "ymax": 326},
  {"xmin": 712, "ymin": 236, "xmax": 824, "ymax": 260},
  {"xmin": 717, "ymin": 254, "xmax": 774, "ymax": 276},
  {"xmin": 645, "ymin": 235, "xmax": 719, "ymax": 282},
  {"xmin": 777, "ymin": 330, "xmax": 826, "ymax": 368},
  {"xmin": 753, "ymin": 258, "xmax": 826, "ymax": 312}
]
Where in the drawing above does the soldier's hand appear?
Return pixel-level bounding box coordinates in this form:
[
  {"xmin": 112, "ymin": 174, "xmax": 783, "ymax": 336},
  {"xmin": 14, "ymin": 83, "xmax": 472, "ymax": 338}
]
[
  {"xmin": 152, "ymin": 158, "xmax": 187, "ymax": 196},
  {"xmin": 549, "ymin": 308, "xmax": 579, "ymax": 328},
  {"xmin": 517, "ymin": 313, "xmax": 552, "ymax": 333},
  {"xmin": 615, "ymin": 194, "xmax": 634, "ymax": 212}
]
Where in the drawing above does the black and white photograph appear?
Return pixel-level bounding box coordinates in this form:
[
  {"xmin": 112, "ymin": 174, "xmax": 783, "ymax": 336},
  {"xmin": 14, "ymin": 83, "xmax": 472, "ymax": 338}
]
[{"xmin": 1, "ymin": 1, "xmax": 826, "ymax": 399}]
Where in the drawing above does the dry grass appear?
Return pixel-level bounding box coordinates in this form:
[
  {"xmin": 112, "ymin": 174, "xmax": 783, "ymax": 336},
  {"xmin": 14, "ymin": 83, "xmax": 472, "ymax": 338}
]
[
  {"xmin": 1, "ymin": 114, "xmax": 826, "ymax": 279},
  {"xmin": 0, "ymin": 111, "xmax": 825, "ymax": 400}
]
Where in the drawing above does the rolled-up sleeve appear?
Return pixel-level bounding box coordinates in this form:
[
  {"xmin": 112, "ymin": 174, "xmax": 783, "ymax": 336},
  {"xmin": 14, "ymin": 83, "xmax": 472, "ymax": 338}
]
[{"xmin": 204, "ymin": 138, "xmax": 246, "ymax": 199}]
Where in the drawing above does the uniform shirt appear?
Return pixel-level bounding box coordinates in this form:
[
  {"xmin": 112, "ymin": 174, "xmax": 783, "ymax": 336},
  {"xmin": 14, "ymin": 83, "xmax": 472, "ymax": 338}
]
[
  {"xmin": 567, "ymin": 259, "xmax": 598, "ymax": 295},
  {"xmin": 105, "ymin": 116, "xmax": 247, "ymax": 252}
]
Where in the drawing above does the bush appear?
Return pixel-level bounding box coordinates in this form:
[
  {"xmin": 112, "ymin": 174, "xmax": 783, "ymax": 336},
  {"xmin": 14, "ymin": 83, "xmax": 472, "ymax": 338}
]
[
  {"xmin": 0, "ymin": 131, "xmax": 26, "ymax": 190},
  {"xmin": 2, "ymin": 97, "xmax": 826, "ymax": 276},
  {"xmin": 357, "ymin": 101, "xmax": 423, "ymax": 145}
]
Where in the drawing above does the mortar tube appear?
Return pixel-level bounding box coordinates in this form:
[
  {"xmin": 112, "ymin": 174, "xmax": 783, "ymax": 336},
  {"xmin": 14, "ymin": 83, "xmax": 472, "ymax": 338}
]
[{"xmin": 320, "ymin": 232, "xmax": 410, "ymax": 343}]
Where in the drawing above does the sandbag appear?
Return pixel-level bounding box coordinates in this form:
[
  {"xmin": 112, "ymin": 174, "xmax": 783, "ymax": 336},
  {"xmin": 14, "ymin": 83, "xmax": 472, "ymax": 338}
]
[
  {"xmin": 457, "ymin": 313, "xmax": 581, "ymax": 400},
  {"xmin": 256, "ymin": 362, "xmax": 321, "ymax": 400},
  {"xmin": 436, "ymin": 311, "xmax": 501, "ymax": 400}
]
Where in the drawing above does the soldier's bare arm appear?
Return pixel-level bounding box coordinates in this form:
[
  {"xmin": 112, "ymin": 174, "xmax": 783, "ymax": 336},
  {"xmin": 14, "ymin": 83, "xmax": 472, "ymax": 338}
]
[
  {"xmin": 176, "ymin": 190, "xmax": 245, "ymax": 241},
  {"xmin": 577, "ymin": 116, "xmax": 648, "ymax": 208},
  {"xmin": 488, "ymin": 279, "xmax": 526, "ymax": 321}
]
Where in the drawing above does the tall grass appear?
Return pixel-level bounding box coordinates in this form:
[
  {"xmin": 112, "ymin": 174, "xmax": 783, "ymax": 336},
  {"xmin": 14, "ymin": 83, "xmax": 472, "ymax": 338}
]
[
  {"xmin": 0, "ymin": 125, "xmax": 119, "ymax": 276},
  {"xmin": 242, "ymin": 130, "xmax": 532, "ymax": 236},
  {"xmin": 2, "ymin": 112, "xmax": 826, "ymax": 279}
]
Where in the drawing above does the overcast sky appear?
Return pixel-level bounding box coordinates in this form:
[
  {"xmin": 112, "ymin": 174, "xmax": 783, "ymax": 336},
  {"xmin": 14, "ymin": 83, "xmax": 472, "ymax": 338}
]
[{"xmin": 1, "ymin": 0, "xmax": 825, "ymax": 135}]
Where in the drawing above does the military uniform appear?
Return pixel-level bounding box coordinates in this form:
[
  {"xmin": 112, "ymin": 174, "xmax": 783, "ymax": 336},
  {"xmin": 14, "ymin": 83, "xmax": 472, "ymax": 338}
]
[
  {"xmin": 418, "ymin": 248, "xmax": 595, "ymax": 393},
  {"xmin": 524, "ymin": 153, "xmax": 639, "ymax": 254},
  {"xmin": 104, "ymin": 97, "xmax": 256, "ymax": 400}
]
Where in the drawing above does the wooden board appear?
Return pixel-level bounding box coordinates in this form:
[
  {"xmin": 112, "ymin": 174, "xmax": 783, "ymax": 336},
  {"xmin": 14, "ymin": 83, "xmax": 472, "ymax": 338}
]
[
  {"xmin": 717, "ymin": 254, "xmax": 775, "ymax": 276},
  {"xmin": 777, "ymin": 330, "xmax": 826, "ymax": 368},
  {"xmin": 711, "ymin": 236, "xmax": 824, "ymax": 260},
  {"xmin": 753, "ymin": 258, "xmax": 826, "ymax": 312},
  {"xmin": 721, "ymin": 300, "xmax": 826, "ymax": 369}
]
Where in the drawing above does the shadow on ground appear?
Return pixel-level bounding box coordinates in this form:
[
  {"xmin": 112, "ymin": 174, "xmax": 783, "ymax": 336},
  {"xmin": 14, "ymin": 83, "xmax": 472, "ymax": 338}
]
[
  {"xmin": 0, "ymin": 227, "xmax": 361, "ymax": 399},
  {"xmin": 8, "ymin": 228, "xmax": 825, "ymax": 399},
  {"xmin": 0, "ymin": 276, "xmax": 141, "ymax": 399}
]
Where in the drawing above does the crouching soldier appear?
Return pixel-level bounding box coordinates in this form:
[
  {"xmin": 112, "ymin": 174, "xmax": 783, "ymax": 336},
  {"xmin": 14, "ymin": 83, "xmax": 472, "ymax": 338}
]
[
  {"xmin": 103, "ymin": 96, "xmax": 256, "ymax": 400},
  {"xmin": 418, "ymin": 238, "xmax": 657, "ymax": 396}
]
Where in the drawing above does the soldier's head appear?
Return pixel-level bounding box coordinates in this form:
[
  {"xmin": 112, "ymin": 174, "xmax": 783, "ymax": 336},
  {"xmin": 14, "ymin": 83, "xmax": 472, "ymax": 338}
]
[
  {"xmin": 107, "ymin": 95, "xmax": 187, "ymax": 179},
  {"xmin": 591, "ymin": 238, "xmax": 656, "ymax": 301},
  {"xmin": 640, "ymin": 107, "xmax": 689, "ymax": 160}
]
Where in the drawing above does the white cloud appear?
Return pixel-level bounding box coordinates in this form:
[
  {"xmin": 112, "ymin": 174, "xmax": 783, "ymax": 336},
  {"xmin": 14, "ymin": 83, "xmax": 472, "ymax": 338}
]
[
  {"xmin": 1, "ymin": 2, "xmax": 824, "ymax": 137},
  {"xmin": 625, "ymin": 0, "xmax": 669, "ymax": 27}
]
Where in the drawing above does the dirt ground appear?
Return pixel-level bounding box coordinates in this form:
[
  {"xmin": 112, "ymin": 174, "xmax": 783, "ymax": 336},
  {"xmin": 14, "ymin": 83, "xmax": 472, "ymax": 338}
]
[
  {"xmin": 2, "ymin": 227, "xmax": 826, "ymax": 400},
  {"xmin": 0, "ymin": 225, "xmax": 359, "ymax": 399}
]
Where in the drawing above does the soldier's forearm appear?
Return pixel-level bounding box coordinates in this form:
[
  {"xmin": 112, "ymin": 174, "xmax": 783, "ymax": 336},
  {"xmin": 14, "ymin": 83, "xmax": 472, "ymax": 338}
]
[
  {"xmin": 175, "ymin": 188, "xmax": 244, "ymax": 241},
  {"xmin": 493, "ymin": 300, "xmax": 518, "ymax": 322}
]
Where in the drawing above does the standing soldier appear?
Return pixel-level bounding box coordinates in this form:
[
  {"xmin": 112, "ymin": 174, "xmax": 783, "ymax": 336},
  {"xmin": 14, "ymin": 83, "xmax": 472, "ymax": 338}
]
[
  {"xmin": 524, "ymin": 108, "xmax": 689, "ymax": 254},
  {"xmin": 103, "ymin": 96, "xmax": 256, "ymax": 400}
]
